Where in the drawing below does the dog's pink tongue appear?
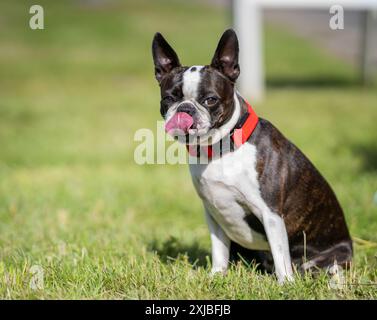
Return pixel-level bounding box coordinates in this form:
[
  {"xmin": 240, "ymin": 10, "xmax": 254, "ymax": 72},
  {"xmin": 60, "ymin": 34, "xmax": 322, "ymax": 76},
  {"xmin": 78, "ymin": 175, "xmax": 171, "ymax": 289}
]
[{"xmin": 165, "ymin": 112, "xmax": 193, "ymax": 135}]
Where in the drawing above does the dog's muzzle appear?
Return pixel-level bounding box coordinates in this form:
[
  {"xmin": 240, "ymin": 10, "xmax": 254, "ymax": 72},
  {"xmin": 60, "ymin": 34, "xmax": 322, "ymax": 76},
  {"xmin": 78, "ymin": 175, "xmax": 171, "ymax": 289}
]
[{"xmin": 165, "ymin": 102, "xmax": 196, "ymax": 136}]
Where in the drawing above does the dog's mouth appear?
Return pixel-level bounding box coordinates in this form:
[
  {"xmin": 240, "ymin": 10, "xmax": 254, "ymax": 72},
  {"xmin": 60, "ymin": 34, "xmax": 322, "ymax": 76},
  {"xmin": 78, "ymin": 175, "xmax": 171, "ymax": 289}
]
[
  {"xmin": 165, "ymin": 112, "xmax": 198, "ymax": 136},
  {"xmin": 165, "ymin": 114, "xmax": 210, "ymax": 139}
]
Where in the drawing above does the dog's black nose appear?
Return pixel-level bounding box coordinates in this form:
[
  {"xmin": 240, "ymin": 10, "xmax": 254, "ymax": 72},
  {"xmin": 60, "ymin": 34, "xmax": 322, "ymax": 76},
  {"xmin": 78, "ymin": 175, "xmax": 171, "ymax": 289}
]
[{"xmin": 177, "ymin": 103, "xmax": 196, "ymax": 117}]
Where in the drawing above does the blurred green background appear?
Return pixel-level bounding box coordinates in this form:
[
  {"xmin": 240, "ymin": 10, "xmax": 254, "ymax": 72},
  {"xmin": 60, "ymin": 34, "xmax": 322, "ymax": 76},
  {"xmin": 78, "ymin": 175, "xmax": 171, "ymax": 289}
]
[{"xmin": 0, "ymin": 0, "xmax": 376, "ymax": 299}]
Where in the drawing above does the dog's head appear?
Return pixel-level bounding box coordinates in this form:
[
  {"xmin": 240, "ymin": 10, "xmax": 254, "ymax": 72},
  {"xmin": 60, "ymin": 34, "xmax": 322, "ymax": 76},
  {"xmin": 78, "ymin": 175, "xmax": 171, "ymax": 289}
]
[{"xmin": 152, "ymin": 29, "xmax": 241, "ymax": 145}]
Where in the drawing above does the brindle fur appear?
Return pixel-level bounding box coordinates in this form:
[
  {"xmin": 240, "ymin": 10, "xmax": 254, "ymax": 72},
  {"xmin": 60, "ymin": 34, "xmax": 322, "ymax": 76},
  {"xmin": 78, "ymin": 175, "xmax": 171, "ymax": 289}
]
[{"xmin": 230, "ymin": 99, "xmax": 353, "ymax": 273}]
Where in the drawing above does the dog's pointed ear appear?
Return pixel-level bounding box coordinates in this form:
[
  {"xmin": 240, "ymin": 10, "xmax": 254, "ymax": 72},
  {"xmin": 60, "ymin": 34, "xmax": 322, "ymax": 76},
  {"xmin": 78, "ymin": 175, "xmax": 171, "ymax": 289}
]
[
  {"xmin": 152, "ymin": 32, "xmax": 181, "ymax": 84},
  {"xmin": 210, "ymin": 29, "xmax": 240, "ymax": 82}
]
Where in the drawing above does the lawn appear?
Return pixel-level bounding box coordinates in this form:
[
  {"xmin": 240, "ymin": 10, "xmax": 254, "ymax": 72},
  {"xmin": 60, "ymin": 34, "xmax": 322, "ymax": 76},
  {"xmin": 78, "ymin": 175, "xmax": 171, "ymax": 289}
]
[{"xmin": 0, "ymin": 0, "xmax": 376, "ymax": 299}]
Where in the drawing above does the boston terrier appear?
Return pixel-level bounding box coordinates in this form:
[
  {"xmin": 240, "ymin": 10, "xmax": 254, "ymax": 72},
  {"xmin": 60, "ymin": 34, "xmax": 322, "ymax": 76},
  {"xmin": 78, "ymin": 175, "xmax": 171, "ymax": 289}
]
[{"xmin": 151, "ymin": 29, "xmax": 352, "ymax": 283}]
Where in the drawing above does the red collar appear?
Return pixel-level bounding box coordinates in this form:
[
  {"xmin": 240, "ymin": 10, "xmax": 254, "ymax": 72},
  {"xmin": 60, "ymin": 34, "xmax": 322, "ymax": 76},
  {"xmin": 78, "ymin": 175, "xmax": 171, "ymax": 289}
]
[{"xmin": 186, "ymin": 100, "xmax": 258, "ymax": 159}]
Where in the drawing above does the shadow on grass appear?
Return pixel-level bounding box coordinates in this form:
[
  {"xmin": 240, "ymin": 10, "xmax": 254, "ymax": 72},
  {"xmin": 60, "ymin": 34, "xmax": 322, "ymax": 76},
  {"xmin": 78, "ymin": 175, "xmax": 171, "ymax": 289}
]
[
  {"xmin": 266, "ymin": 76, "xmax": 361, "ymax": 89},
  {"xmin": 148, "ymin": 236, "xmax": 209, "ymax": 268},
  {"xmin": 352, "ymin": 139, "xmax": 377, "ymax": 173},
  {"xmin": 148, "ymin": 236, "xmax": 274, "ymax": 272}
]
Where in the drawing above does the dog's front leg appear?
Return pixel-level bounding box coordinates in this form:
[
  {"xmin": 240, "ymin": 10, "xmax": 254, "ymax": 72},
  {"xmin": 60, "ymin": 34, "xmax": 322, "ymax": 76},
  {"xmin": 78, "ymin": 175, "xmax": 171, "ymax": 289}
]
[
  {"xmin": 262, "ymin": 211, "xmax": 294, "ymax": 283},
  {"xmin": 205, "ymin": 207, "xmax": 230, "ymax": 275}
]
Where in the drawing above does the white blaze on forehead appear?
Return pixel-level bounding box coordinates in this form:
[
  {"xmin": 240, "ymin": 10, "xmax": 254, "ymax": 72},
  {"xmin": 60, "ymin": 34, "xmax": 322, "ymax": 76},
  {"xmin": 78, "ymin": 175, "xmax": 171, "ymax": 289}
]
[{"xmin": 182, "ymin": 65, "xmax": 204, "ymax": 100}]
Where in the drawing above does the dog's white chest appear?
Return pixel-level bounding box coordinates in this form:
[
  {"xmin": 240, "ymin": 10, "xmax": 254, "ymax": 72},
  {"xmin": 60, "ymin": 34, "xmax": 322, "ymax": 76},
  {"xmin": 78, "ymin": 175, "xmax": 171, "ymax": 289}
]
[{"xmin": 189, "ymin": 143, "xmax": 270, "ymax": 250}]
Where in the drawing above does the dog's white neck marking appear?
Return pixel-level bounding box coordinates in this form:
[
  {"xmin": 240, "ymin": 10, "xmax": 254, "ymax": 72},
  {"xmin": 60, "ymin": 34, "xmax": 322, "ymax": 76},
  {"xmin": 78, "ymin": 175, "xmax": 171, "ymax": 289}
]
[{"xmin": 182, "ymin": 66, "xmax": 204, "ymax": 100}]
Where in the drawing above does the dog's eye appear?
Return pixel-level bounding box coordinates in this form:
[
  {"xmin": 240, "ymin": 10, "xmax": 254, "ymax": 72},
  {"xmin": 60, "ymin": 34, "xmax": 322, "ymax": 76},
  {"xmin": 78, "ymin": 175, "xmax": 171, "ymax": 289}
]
[
  {"xmin": 203, "ymin": 97, "xmax": 218, "ymax": 107},
  {"xmin": 162, "ymin": 96, "xmax": 176, "ymax": 104}
]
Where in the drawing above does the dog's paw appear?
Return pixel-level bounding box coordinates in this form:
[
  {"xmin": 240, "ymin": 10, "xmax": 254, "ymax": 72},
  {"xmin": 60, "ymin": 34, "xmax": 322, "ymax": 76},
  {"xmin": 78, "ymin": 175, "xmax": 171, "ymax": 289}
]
[
  {"xmin": 210, "ymin": 267, "xmax": 227, "ymax": 277},
  {"xmin": 277, "ymin": 274, "xmax": 294, "ymax": 285}
]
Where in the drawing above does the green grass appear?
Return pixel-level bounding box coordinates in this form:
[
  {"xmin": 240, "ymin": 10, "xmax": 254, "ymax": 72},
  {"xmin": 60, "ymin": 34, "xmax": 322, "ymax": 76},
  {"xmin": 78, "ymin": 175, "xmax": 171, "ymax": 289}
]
[{"xmin": 0, "ymin": 0, "xmax": 376, "ymax": 299}]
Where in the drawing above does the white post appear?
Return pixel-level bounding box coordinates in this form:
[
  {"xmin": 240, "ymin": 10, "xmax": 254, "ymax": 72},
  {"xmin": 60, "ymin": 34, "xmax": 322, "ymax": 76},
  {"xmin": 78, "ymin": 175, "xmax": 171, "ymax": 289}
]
[
  {"xmin": 360, "ymin": 10, "xmax": 377, "ymax": 84},
  {"xmin": 233, "ymin": 0, "xmax": 264, "ymax": 102}
]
